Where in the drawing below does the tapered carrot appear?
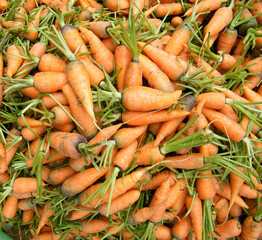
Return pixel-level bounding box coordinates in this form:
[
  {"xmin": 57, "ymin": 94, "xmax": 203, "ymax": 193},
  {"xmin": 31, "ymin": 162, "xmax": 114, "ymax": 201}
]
[
  {"xmin": 202, "ymin": 107, "xmax": 246, "ymax": 143},
  {"xmin": 138, "ymin": 42, "xmax": 184, "ymax": 81},
  {"xmin": 66, "ymin": 61, "xmax": 96, "ymax": 123},
  {"xmin": 61, "ymin": 166, "xmax": 108, "ymax": 197},
  {"xmin": 6, "ymin": 45, "xmax": 24, "ymax": 78},
  {"xmin": 36, "ymin": 201, "xmax": 54, "ymax": 235},
  {"xmin": 122, "ymin": 87, "xmax": 182, "ymax": 111},
  {"xmin": 102, "ymin": 38, "xmax": 118, "ymax": 53},
  {"xmin": 79, "ymin": 26, "xmax": 114, "ymax": 73},
  {"xmin": 154, "ymin": 3, "xmax": 183, "ymax": 17},
  {"xmin": 138, "ymin": 54, "xmax": 174, "ymax": 92},
  {"xmin": 81, "ymin": 219, "xmax": 110, "ymax": 233},
  {"xmin": 113, "ymin": 140, "xmax": 137, "ymax": 171},
  {"xmin": 122, "ymin": 109, "xmax": 189, "ymax": 126},
  {"xmin": 217, "ymin": 28, "xmax": 238, "ymax": 53},
  {"xmin": 213, "ymin": 219, "xmax": 242, "ymax": 238},
  {"xmin": 38, "ymin": 54, "xmax": 67, "ymax": 72},
  {"xmin": 239, "ymin": 215, "xmax": 262, "ymax": 240},
  {"xmin": 219, "ymin": 104, "xmax": 239, "ymax": 122},
  {"xmin": 172, "ymin": 215, "xmax": 192, "ymax": 239},
  {"xmin": 98, "ymin": 190, "xmax": 140, "ymax": 216},
  {"xmin": 12, "ymin": 177, "xmax": 45, "ymax": 195},
  {"xmin": 48, "ymin": 166, "xmax": 76, "ymax": 186},
  {"xmin": 170, "ymin": 185, "xmax": 188, "ymax": 215},
  {"xmin": 0, "ymin": 172, "xmax": 9, "ymax": 184},
  {"xmin": 113, "ymin": 125, "xmax": 147, "ymax": 148},
  {"xmin": 215, "ymin": 198, "xmax": 229, "ymax": 224},
  {"xmin": 115, "ymin": 45, "xmax": 132, "ymax": 93},
  {"xmin": 24, "ymin": 6, "xmax": 43, "ymax": 41},
  {"xmin": 243, "ymin": 86, "xmax": 262, "ymax": 111},
  {"xmin": 238, "ymin": 184, "xmax": 258, "ymax": 199},
  {"xmin": 2, "ymin": 195, "xmax": 18, "ymax": 219},
  {"xmin": 165, "ymin": 25, "xmax": 191, "ymax": 56},
  {"xmin": 184, "ymin": 0, "xmax": 221, "ymax": 16},
  {"xmin": 149, "ymin": 178, "xmax": 170, "ymax": 222},
  {"xmin": 17, "ymin": 116, "xmax": 49, "ymax": 128},
  {"xmin": 69, "ymin": 205, "xmax": 93, "ymax": 220},
  {"xmin": 89, "ymin": 21, "xmax": 111, "ymax": 39},
  {"xmin": 215, "ymin": 180, "xmax": 249, "ymax": 208},
  {"xmin": 62, "ymin": 84, "xmax": 97, "ymax": 139},
  {"xmin": 166, "ymin": 178, "xmax": 187, "ymax": 208}
]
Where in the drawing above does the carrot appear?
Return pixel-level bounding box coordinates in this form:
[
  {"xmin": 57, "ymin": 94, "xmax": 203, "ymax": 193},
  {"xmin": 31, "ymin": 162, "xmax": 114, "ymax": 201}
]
[
  {"xmin": 138, "ymin": 54, "xmax": 174, "ymax": 92},
  {"xmin": 48, "ymin": 105, "xmax": 72, "ymax": 126},
  {"xmin": 122, "ymin": 109, "xmax": 189, "ymax": 126},
  {"xmin": 6, "ymin": 45, "xmax": 24, "ymax": 78},
  {"xmin": 166, "ymin": 178, "xmax": 187, "ymax": 208},
  {"xmin": 62, "ymin": 84, "xmax": 97, "ymax": 139},
  {"xmin": 0, "ymin": 0, "xmax": 9, "ymax": 11},
  {"xmin": 17, "ymin": 116, "xmax": 50, "ymax": 128},
  {"xmin": 89, "ymin": 21, "xmax": 111, "ymax": 39},
  {"xmin": 148, "ymin": 122, "xmax": 161, "ymax": 135},
  {"xmin": 170, "ymin": 185, "xmax": 188, "ymax": 214},
  {"xmin": 218, "ymin": 104, "xmax": 239, "ymax": 122},
  {"xmin": 172, "ymin": 215, "xmax": 192, "ymax": 239},
  {"xmin": 12, "ymin": 177, "xmax": 45, "ymax": 195},
  {"xmin": 153, "ymin": 225, "xmax": 172, "ymax": 240},
  {"xmin": 48, "ymin": 166, "xmax": 76, "ymax": 186},
  {"xmin": 215, "ymin": 180, "xmax": 249, "ymax": 208},
  {"xmin": 79, "ymin": 26, "xmax": 114, "ymax": 74},
  {"xmin": 138, "ymin": 41, "xmax": 184, "ymax": 81},
  {"xmin": 243, "ymin": 86, "xmax": 262, "ymax": 111},
  {"xmin": 185, "ymin": 195, "xmax": 203, "ymax": 240},
  {"xmin": 61, "ymin": 166, "xmax": 108, "ymax": 197},
  {"xmin": 217, "ymin": 28, "xmax": 238, "ymax": 54},
  {"xmin": 49, "ymin": 131, "xmax": 87, "ymax": 159},
  {"xmin": 24, "ymin": 6, "xmax": 43, "ymax": 41},
  {"xmin": 18, "ymin": 198, "xmax": 34, "ymax": 211},
  {"xmin": 197, "ymin": 92, "xmax": 226, "ymax": 110},
  {"xmin": 113, "ymin": 125, "xmax": 147, "ymax": 148},
  {"xmin": 122, "ymin": 87, "xmax": 182, "ymax": 111},
  {"xmin": 184, "ymin": 0, "xmax": 221, "ymax": 16},
  {"xmin": 0, "ymin": 172, "xmax": 9, "ymax": 184},
  {"xmin": 165, "ymin": 25, "xmax": 191, "ymax": 56},
  {"xmin": 238, "ymin": 184, "xmax": 258, "ymax": 199},
  {"xmin": 38, "ymin": 54, "xmax": 67, "ymax": 73},
  {"xmin": 234, "ymin": 75, "xmax": 261, "ymax": 95},
  {"xmin": 123, "ymin": 60, "xmax": 143, "ymax": 89},
  {"xmin": 98, "ymin": 190, "xmax": 140, "ymax": 216},
  {"xmin": 24, "ymin": 0, "xmax": 39, "ymax": 12},
  {"xmin": 22, "ymin": 209, "xmax": 34, "ymax": 223},
  {"xmin": 113, "ymin": 140, "xmax": 137, "ymax": 171},
  {"xmin": 196, "ymin": 169, "xmax": 216, "ymax": 200},
  {"xmin": 2, "ymin": 195, "xmax": 18, "ymax": 219},
  {"xmin": 215, "ymin": 198, "xmax": 229, "ymax": 224},
  {"xmin": 115, "ymin": 45, "xmax": 132, "ymax": 93},
  {"xmin": 69, "ymin": 156, "xmax": 91, "ymax": 172},
  {"xmin": 239, "ymin": 215, "xmax": 262, "ymax": 240},
  {"xmin": 0, "ymin": 52, "xmax": 3, "ymax": 105},
  {"xmin": 154, "ymin": 3, "xmax": 183, "ymax": 17},
  {"xmin": 203, "ymin": 7, "xmax": 233, "ymax": 43},
  {"xmin": 15, "ymin": 42, "xmax": 47, "ymax": 79},
  {"xmin": 229, "ymin": 203, "xmax": 242, "ymax": 218},
  {"xmin": 202, "ymin": 107, "xmax": 246, "ymax": 142},
  {"xmin": 78, "ymin": 167, "xmax": 148, "ymax": 207},
  {"xmin": 40, "ymin": 0, "xmax": 68, "ymax": 12},
  {"xmin": 21, "ymin": 126, "xmax": 46, "ymax": 141},
  {"xmin": 36, "ymin": 201, "xmax": 54, "ymax": 235},
  {"xmin": 246, "ymin": 57, "xmax": 262, "ymax": 73},
  {"xmin": 103, "ymin": 0, "xmax": 129, "ymax": 11},
  {"xmin": 102, "ymin": 38, "xmax": 118, "ymax": 53},
  {"xmin": 78, "ymin": 10, "xmax": 92, "ymax": 21},
  {"xmin": 213, "ymin": 219, "xmax": 242, "ymax": 238},
  {"xmin": 65, "ymin": 61, "xmax": 96, "ymax": 123},
  {"xmin": 81, "ymin": 219, "xmax": 110, "ymax": 233},
  {"xmin": 127, "ymin": 203, "xmax": 162, "ymax": 225},
  {"xmin": 149, "ymin": 178, "xmax": 171, "ymax": 222},
  {"xmin": 69, "ymin": 205, "xmax": 93, "ymax": 220},
  {"xmin": 171, "ymin": 16, "xmax": 183, "ymax": 28}
]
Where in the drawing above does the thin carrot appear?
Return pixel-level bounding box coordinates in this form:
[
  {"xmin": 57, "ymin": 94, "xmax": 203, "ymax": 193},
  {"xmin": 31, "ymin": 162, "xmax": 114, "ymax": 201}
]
[
  {"xmin": 184, "ymin": 0, "xmax": 221, "ymax": 16},
  {"xmin": 69, "ymin": 205, "xmax": 93, "ymax": 220},
  {"xmin": 21, "ymin": 125, "xmax": 46, "ymax": 141}
]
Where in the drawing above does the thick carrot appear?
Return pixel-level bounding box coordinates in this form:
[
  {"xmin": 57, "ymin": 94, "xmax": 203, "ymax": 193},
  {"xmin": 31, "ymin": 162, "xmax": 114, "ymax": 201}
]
[
  {"xmin": 2, "ymin": 195, "xmax": 18, "ymax": 219},
  {"xmin": 238, "ymin": 184, "xmax": 258, "ymax": 199},
  {"xmin": 184, "ymin": 0, "xmax": 221, "ymax": 16},
  {"xmin": 186, "ymin": 195, "xmax": 202, "ymax": 240},
  {"xmin": 239, "ymin": 216, "xmax": 262, "ymax": 240},
  {"xmin": 166, "ymin": 178, "xmax": 187, "ymax": 208},
  {"xmin": 69, "ymin": 205, "xmax": 93, "ymax": 220},
  {"xmin": 17, "ymin": 116, "xmax": 50, "ymax": 128},
  {"xmin": 213, "ymin": 219, "xmax": 242, "ymax": 238},
  {"xmin": 113, "ymin": 140, "xmax": 137, "ymax": 171},
  {"xmin": 66, "ymin": 61, "xmax": 95, "ymax": 123},
  {"xmin": 22, "ymin": 209, "xmax": 34, "ymax": 224},
  {"xmin": 38, "ymin": 54, "xmax": 67, "ymax": 73},
  {"xmin": 122, "ymin": 109, "xmax": 189, "ymax": 126},
  {"xmin": 89, "ymin": 21, "xmax": 111, "ymax": 39},
  {"xmin": 49, "ymin": 131, "xmax": 87, "ymax": 159},
  {"xmin": 243, "ymin": 86, "xmax": 262, "ymax": 111},
  {"xmin": 202, "ymin": 107, "xmax": 246, "ymax": 143},
  {"xmin": 196, "ymin": 169, "xmax": 216, "ymax": 200},
  {"xmin": 172, "ymin": 215, "xmax": 192, "ymax": 239},
  {"xmin": 79, "ymin": 26, "xmax": 114, "ymax": 74},
  {"xmin": 98, "ymin": 190, "xmax": 140, "ymax": 216},
  {"xmin": 102, "ymin": 38, "xmax": 118, "ymax": 53},
  {"xmin": 171, "ymin": 16, "xmax": 183, "ymax": 27},
  {"xmin": 81, "ymin": 219, "xmax": 110, "ymax": 233},
  {"xmin": 112, "ymin": 125, "xmax": 147, "ymax": 148},
  {"xmin": 229, "ymin": 203, "xmax": 242, "ymax": 218},
  {"xmin": 165, "ymin": 25, "xmax": 191, "ymax": 56},
  {"xmin": 153, "ymin": 225, "xmax": 172, "ymax": 240},
  {"xmin": 246, "ymin": 57, "xmax": 262, "ymax": 73},
  {"xmin": 154, "ymin": 3, "xmax": 183, "ymax": 17},
  {"xmin": 12, "ymin": 177, "xmax": 44, "ymax": 195},
  {"xmin": 0, "ymin": 172, "xmax": 9, "ymax": 184},
  {"xmin": 115, "ymin": 45, "xmax": 132, "ymax": 93},
  {"xmin": 219, "ymin": 104, "xmax": 239, "ymax": 122},
  {"xmin": 61, "ymin": 166, "xmax": 108, "ymax": 197},
  {"xmin": 122, "ymin": 87, "xmax": 181, "ymax": 111},
  {"xmin": 24, "ymin": 0, "xmax": 39, "ymax": 12},
  {"xmin": 6, "ymin": 45, "xmax": 24, "ymax": 78},
  {"xmin": 62, "ymin": 84, "xmax": 97, "ymax": 139},
  {"xmin": 170, "ymin": 185, "xmax": 188, "ymax": 214},
  {"xmin": 0, "ymin": 0, "xmax": 9, "ymax": 11},
  {"xmin": 18, "ymin": 199, "xmax": 34, "ymax": 211},
  {"xmin": 21, "ymin": 126, "xmax": 46, "ymax": 141},
  {"xmin": 138, "ymin": 42, "xmax": 184, "ymax": 81},
  {"xmin": 217, "ymin": 28, "xmax": 238, "ymax": 53},
  {"xmin": 138, "ymin": 53, "xmax": 174, "ymax": 92},
  {"xmin": 48, "ymin": 166, "xmax": 76, "ymax": 186},
  {"xmin": 103, "ymin": 0, "xmax": 129, "ymax": 11}
]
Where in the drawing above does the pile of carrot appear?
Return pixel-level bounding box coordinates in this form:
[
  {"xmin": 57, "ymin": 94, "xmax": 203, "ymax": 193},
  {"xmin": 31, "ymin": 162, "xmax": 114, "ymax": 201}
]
[{"xmin": 0, "ymin": 0, "xmax": 262, "ymax": 239}]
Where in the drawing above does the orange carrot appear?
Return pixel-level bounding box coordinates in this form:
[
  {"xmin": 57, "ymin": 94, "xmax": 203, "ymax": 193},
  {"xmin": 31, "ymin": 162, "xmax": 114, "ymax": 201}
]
[
  {"xmin": 213, "ymin": 219, "xmax": 242, "ymax": 238},
  {"xmin": 184, "ymin": 0, "xmax": 221, "ymax": 16},
  {"xmin": 98, "ymin": 190, "xmax": 140, "ymax": 216},
  {"xmin": 219, "ymin": 104, "xmax": 239, "ymax": 122},
  {"xmin": 171, "ymin": 16, "xmax": 183, "ymax": 28},
  {"xmin": 6, "ymin": 45, "xmax": 24, "ymax": 78},
  {"xmin": 0, "ymin": 172, "xmax": 9, "ymax": 184},
  {"xmin": 166, "ymin": 178, "xmax": 187, "ymax": 208},
  {"xmin": 238, "ymin": 183, "xmax": 258, "ymax": 199},
  {"xmin": 215, "ymin": 198, "xmax": 229, "ymax": 224},
  {"xmin": 81, "ymin": 219, "xmax": 110, "ymax": 233},
  {"xmin": 36, "ymin": 201, "xmax": 54, "ymax": 235},
  {"xmin": 153, "ymin": 225, "xmax": 172, "ymax": 240},
  {"xmin": 38, "ymin": 54, "xmax": 67, "ymax": 72},
  {"xmin": 243, "ymin": 86, "xmax": 262, "ymax": 111},
  {"xmin": 22, "ymin": 209, "xmax": 34, "ymax": 223},
  {"xmin": 69, "ymin": 205, "xmax": 93, "ymax": 220},
  {"xmin": 217, "ymin": 28, "xmax": 238, "ymax": 53},
  {"xmin": 202, "ymin": 107, "xmax": 246, "ymax": 143},
  {"xmin": 24, "ymin": 0, "xmax": 39, "ymax": 12},
  {"xmin": 48, "ymin": 166, "xmax": 76, "ymax": 186},
  {"xmin": 18, "ymin": 198, "xmax": 34, "ymax": 211},
  {"xmin": 89, "ymin": 21, "xmax": 111, "ymax": 39},
  {"xmin": 12, "ymin": 177, "xmax": 44, "ymax": 195},
  {"xmin": 229, "ymin": 203, "xmax": 242, "ymax": 218},
  {"xmin": 61, "ymin": 166, "xmax": 108, "ymax": 197},
  {"xmin": 21, "ymin": 126, "xmax": 46, "ymax": 141},
  {"xmin": 102, "ymin": 38, "xmax": 118, "ymax": 53},
  {"xmin": 239, "ymin": 216, "xmax": 262, "ymax": 240},
  {"xmin": 2, "ymin": 195, "xmax": 18, "ymax": 219},
  {"xmin": 154, "ymin": 3, "xmax": 183, "ymax": 17},
  {"xmin": 172, "ymin": 215, "xmax": 192, "ymax": 239}
]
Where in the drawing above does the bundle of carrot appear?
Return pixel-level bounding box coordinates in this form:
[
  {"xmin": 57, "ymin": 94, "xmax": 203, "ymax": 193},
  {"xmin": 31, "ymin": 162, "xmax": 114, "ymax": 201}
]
[{"xmin": 0, "ymin": 0, "xmax": 261, "ymax": 239}]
